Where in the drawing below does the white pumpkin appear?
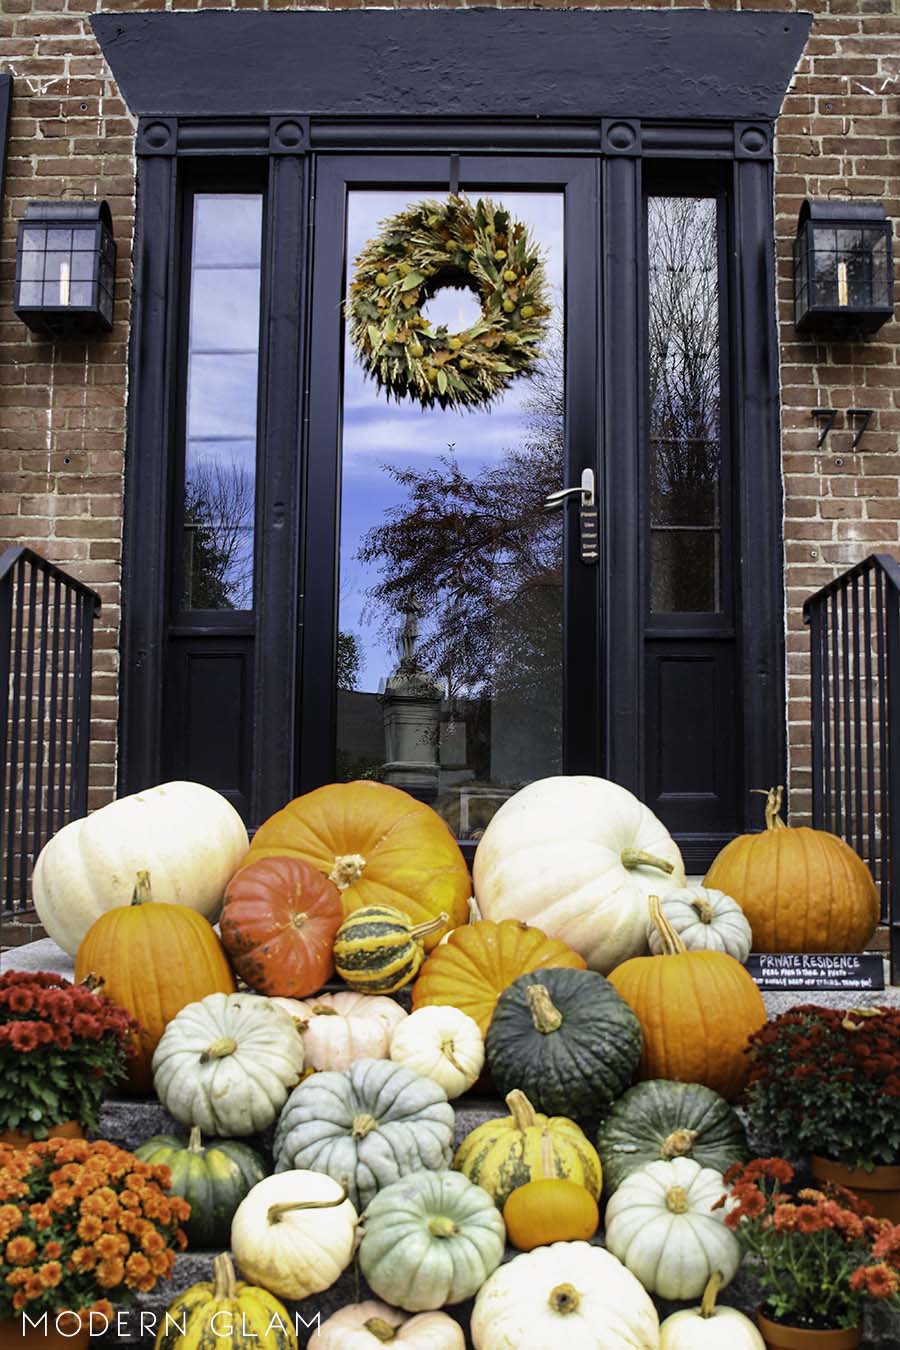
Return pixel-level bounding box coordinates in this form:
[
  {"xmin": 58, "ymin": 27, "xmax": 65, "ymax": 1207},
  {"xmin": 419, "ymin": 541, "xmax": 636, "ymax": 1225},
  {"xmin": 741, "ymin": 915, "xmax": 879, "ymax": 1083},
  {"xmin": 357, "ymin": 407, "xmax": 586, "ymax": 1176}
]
[
  {"xmin": 604, "ymin": 1156, "xmax": 740, "ymax": 1301},
  {"xmin": 272, "ymin": 991, "xmax": 408, "ymax": 1071},
  {"xmin": 471, "ymin": 1240, "xmax": 659, "ymax": 1350},
  {"xmin": 311, "ymin": 1301, "xmax": 464, "ymax": 1350},
  {"xmin": 32, "ymin": 780, "xmax": 248, "ymax": 955},
  {"xmin": 231, "ymin": 1170, "xmax": 358, "ymax": 1301},
  {"xmin": 152, "ymin": 992, "xmax": 304, "ymax": 1135},
  {"xmin": 473, "ymin": 776, "xmax": 686, "ymax": 973},
  {"xmin": 649, "ymin": 886, "xmax": 752, "ymax": 962},
  {"xmin": 390, "ymin": 1005, "xmax": 484, "ymax": 1098},
  {"xmin": 660, "ymin": 1273, "xmax": 765, "ymax": 1350}
]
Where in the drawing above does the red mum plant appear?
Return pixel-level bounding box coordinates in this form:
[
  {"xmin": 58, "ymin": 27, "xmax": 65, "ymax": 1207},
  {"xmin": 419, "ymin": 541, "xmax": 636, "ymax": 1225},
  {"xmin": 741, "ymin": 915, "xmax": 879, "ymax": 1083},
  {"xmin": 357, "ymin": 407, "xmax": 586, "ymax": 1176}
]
[
  {"xmin": 719, "ymin": 1157, "xmax": 900, "ymax": 1332},
  {"xmin": 0, "ymin": 1136, "xmax": 189, "ymax": 1330},
  {"xmin": 0, "ymin": 972, "xmax": 135, "ymax": 1138}
]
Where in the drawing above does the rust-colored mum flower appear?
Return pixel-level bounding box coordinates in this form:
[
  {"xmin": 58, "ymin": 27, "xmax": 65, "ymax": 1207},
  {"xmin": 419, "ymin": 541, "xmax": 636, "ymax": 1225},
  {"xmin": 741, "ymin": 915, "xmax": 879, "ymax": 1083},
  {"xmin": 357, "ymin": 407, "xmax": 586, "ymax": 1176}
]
[
  {"xmin": 5, "ymin": 1236, "xmax": 37, "ymax": 1266},
  {"xmin": 37, "ymin": 1262, "xmax": 62, "ymax": 1289}
]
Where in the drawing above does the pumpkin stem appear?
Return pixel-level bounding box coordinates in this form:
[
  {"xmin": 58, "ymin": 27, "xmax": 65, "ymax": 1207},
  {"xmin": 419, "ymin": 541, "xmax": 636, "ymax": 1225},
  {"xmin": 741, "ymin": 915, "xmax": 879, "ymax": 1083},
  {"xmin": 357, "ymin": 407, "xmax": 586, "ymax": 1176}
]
[
  {"xmin": 212, "ymin": 1253, "xmax": 237, "ymax": 1301},
  {"xmin": 199, "ymin": 1037, "xmax": 238, "ymax": 1063},
  {"xmin": 648, "ymin": 895, "xmax": 687, "ymax": 957},
  {"xmin": 526, "ymin": 984, "xmax": 563, "ymax": 1034},
  {"xmin": 352, "ymin": 1113, "xmax": 378, "ymax": 1140},
  {"xmin": 363, "ymin": 1320, "xmax": 398, "ymax": 1344},
  {"xmin": 187, "ymin": 1125, "xmax": 203, "ymax": 1154},
  {"xmin": 665, "ymin": 1185, "xmax": 690, "ymax": 1215},
  {"xmin": 78, "ymin": 972, "xmax": 105, "ymax": 995},
  {"xmin": 548, "ymin": 1283, "xmax": 581, "ymax": 1316},
  {"xmin": 329, "ymin": 853, "xmax": 367, "ymax": 890},
  {"xmin": 540, "ymin": 1128, "xmax": 557, "ymax": 1180},
  {"xmin": 267, "ymin": 1189, "xmax": 348, "ymax": 1224},
  {"xmin": 440, "ymin": 1036, "xmax": 466, "ymax": 1075},
  {"xmin": 506, "ymin": 1089, "xmax": 538, "ymax": 1132},
  {"xmin": 700, "ymin": 1271, "xmax": 724, "ymax": 1319},
  {"xmin": 691, "ymin": 897, "xmax": 716, "ymax": 925},
  {"xmin": 409, "ymin": 912, "xmax": 450, "ymax": 943},
  {"xmin": 131, "ymin": 870, "xmax": 153, "ymax": 905},
  {"xmin": 621, "ymin": 848, "xmax": 675, "ymax": 875},
  {"xmin": 427, "ymin": 1216, "xmax": 459, "ymax": 1238},
  {"xmin": 660, "ymin": 1128, "xmax": 698, "ymax": 1160},
  {"xmin": 290, "ymin": 911, "xmax": 309, "ymax": 931},
  {"xmin": 753, "ymin": 785, "xmax": 786, "ymax": 831},
  {"xmin": 310, "ymin": 1005, "xmax": 339, "ymax": 1016}
]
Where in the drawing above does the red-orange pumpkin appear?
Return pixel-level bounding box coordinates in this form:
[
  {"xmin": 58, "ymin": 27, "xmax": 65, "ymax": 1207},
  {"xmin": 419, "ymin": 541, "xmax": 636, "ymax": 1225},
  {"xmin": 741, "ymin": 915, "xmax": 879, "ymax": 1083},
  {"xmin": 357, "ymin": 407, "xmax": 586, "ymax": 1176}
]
[{"xmin": 220, "ymin": 856, "xmax": 344, "ymax": 998}]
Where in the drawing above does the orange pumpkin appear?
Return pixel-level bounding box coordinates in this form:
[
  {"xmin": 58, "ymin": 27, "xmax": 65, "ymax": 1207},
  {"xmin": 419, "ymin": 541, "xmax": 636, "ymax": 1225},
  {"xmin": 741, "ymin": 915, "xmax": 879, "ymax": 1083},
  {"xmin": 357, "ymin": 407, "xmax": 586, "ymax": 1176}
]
[
  {"xmin": 502, "ymin": 1129, "xmax": 600, "ymax": 1252},
  {"xmin": 608, "ymin": 895, "xmax": 766, "ymax": 1102},
  {"xmin": 243, "ymin": 782, "xmax": 471, "ymax": 948},
  {"xmin": 74, "ymin": 870, "xmax": 236, "ymax": 1093},
  {"xmin": 412, "ymin": 918, "xmax": 586, "ymax": 1035},
  {"xmin": 220, "ymin": 856, "xmax": 343, "ymax": 998},
  {"xmin": 704, "ymin": 785, "xmax": 879, "ymax": 953}
]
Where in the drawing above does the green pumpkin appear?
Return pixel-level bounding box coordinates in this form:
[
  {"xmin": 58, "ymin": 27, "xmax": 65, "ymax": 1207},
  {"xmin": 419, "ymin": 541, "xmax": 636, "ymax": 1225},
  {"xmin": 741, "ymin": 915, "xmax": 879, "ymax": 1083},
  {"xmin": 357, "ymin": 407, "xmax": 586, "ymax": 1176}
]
[
  {"xmin": 358, "ymin": 1169, "xmax": 506, "ymax": 1312},
  {"xmin": 485, "ymin": 968, "xmax": 642, "ymax": 1123},
  {"xmin": 596, "ymin": 1079, "xmax": 749, "ymax": 1196},
  {"xmin": 134, "ymin": 1125, "xmax": 266, "ymax": 1248},
  {"xmin": 273, "ymin": 1057, "xmax": 455, "ymax": 1212}
]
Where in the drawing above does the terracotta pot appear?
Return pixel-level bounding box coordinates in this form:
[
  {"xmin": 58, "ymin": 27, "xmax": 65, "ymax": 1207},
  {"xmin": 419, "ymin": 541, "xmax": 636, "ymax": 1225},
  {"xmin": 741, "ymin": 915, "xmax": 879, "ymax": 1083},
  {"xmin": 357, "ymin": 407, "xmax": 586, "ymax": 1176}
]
[
  {"xmin": 757, "ymin": 1308, "xmax": 861, "ymax": 1350},
  {"xmin": 811, "ymin": 1154, "xmax": 900, "ymax": 1222},
  {"xmin": 0, "ymin": 1121, "xmax": 84, "ymax": 1150},
  {"xmin": 0, "ymin": 1315, "xmax": 89, "ymax": 1350}
]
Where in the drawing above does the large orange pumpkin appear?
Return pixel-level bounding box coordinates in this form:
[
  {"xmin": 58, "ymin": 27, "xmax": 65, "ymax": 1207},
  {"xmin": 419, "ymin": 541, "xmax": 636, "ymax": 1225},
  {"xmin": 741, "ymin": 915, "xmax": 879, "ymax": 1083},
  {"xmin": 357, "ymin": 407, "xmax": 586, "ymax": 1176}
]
[
  {"xmin": 220, "ymin": 856, "xmax": 343, "ymax": 998},
  {"xmin": 412, "ymin": 919, "xmax": 586, "ymax": 1035},
  {"xmin": 704, "ymin": 785, "xmax": 879, "ymax": 953},
  {"xmin": 243, "ymin": 782, "xmax": 470, "ymax": 948},
  {"xmin": 74, "ymin": 870, "xmax": 236, "ymax": 1093},
  {"xmin": 608, "ymin": 896, "xmax": 766, "ymax": 1102}
]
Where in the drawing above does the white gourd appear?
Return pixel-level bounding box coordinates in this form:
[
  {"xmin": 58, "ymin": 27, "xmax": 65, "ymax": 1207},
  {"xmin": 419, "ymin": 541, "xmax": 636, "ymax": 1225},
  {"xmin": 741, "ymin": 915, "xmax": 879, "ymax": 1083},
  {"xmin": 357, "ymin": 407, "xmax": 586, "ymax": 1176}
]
[
  {"xmin": 32, "ymin": 780, "xmax": 248, "ymax": 955},
  {"xmin": 152, "ymin": 992, "xmax": 304, "ymax": 1136},
  {"xmin": 604, "ymin": 1156, "xmax": 741, "ymax": 1301},
  {"xmin": 390, "ymin": 1005, "xmax": 484, "ymax": 1098},
  {"xmin": 648, "ymin": 886, "xmax": 752, "ymax": 962},
  {"xmin": 660, "ymin": 1274, "xmax": 765, "ymax": 1350},
  {"xmin": 230, "ymin": 1170, "xmax": 358, "ymax": 1301},
  {"xmin": 310, "ymin": 1302, "xmax": 465, "ymax": 1350},
  {"xmin": 272, "ymin": 991, "xmax": 407, "ymax": 1070},
  {"xmin": 473, "ymin": 775, "xmax": 685, "ymax": 973},
  {"xmin": 471, "ymin": 1240, "xmax": 659, "ymax": 1350}
]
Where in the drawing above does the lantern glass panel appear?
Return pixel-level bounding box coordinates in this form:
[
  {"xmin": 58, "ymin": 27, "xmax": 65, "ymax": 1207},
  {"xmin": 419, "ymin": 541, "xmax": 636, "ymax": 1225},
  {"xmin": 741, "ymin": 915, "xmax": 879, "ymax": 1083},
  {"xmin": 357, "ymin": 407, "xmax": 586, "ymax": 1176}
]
[
  {"xmin": 19, "ymin": 252, "xmax": 42, "ymax": 281},
  {"xmin": 21, "ymin": 228, "xmax": 44, "ymax": 251},
  {"xmin": 70, "ymin": 282, "xmax": 94, "ymax": 307},
  {"xmin": 17, "ymin": 282, "xmax": 42, "ymax": 306},
  {"xmin": 45, "ymin": 228, "xmax": 71, "ymax": 252}
]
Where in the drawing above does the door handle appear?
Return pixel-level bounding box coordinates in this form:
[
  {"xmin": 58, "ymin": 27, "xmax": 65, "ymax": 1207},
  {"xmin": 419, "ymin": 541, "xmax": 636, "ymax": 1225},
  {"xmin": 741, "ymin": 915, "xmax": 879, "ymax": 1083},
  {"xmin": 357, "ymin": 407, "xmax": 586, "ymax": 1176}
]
[{"xmin": 544, "ymin": 468, "xmax": 599, "ymax": 564}]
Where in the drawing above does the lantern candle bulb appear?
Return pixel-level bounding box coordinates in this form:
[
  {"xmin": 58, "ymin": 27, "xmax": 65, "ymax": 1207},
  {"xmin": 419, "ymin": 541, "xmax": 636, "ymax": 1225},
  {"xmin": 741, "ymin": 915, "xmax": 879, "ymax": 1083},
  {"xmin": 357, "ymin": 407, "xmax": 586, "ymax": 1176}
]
[
  {"xmin": 837, "ymin": 259, "xmax": 849, "ymax": 307},
  {"xmin": 59, "ymin": 259, "xmax": 70, "ymax": 306}
]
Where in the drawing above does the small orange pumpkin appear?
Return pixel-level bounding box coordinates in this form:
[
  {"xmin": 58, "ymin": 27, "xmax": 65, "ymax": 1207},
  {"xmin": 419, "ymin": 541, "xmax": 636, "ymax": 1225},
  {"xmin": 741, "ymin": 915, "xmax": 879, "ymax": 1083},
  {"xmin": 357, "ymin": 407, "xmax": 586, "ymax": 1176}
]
[
  {"xmin": 74, "ymin": 870, "xmax": 236, "ymax": 1093},
  {"xmin": 502, "ymin": 1128, "xmax": 599, "ymax": 1252},
  {"xmin": 412, "ymin": 918, "xmax": 586, "ymax": 1036},
  {"xmin": 704, "ymin": 785, "xmax": 879, "ymax": 953},
  {"xmin": 608, "ymin": 895, "xmax": 766, "ymax": 1102},
  {"xmin": 243, "ymin": 781, "xmax": 470, "ymax": 948}
]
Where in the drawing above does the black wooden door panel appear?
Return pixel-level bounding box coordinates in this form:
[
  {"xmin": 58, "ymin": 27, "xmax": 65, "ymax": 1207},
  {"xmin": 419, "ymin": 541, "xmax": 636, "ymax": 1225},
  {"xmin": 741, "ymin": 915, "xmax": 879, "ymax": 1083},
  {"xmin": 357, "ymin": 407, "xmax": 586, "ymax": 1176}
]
[{"xmin": 163, "ymin": 634, "xmax": 253, "ymax": 818}]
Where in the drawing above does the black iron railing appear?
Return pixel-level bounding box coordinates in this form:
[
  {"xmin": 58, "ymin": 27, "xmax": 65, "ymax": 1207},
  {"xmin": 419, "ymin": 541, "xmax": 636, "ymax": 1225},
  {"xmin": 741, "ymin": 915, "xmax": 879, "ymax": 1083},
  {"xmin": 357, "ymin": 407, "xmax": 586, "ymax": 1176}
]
[
  {"xmin": 0, "ymin": 548, "xmax": 100, "ymax": 914},
  {"xmin": 803, "ymin": 553, "xmax": 900, "ymax": 983}
]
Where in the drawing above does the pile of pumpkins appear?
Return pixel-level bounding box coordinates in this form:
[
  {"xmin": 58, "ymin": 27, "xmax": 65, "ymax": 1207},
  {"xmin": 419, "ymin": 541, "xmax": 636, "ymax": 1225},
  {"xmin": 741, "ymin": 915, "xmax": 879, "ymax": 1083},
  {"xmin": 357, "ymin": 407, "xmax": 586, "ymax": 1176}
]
[{"xmin": 27, "ymin": 773, "xmax": 882, "ymax": 1349}]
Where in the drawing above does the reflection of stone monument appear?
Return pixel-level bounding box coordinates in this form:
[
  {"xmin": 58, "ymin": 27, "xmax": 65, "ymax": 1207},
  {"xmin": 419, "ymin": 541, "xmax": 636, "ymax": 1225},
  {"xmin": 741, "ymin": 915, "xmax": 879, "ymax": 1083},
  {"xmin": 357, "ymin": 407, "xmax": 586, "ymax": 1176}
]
[{"xmin": 381, "ymin": 605, "xmax": 442, "ymax": 802}]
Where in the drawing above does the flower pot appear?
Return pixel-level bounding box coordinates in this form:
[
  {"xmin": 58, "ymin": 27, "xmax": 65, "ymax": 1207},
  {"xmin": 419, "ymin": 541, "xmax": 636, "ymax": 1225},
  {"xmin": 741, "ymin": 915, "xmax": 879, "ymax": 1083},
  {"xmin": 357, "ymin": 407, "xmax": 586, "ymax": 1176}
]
[
  {"xmin": 810, "ymin": 1154, "xmax": 900, "ymax": 1223},
  {"xmin": 0, "ymin": 1121, "xmax": 84, "ymax": 1150},
  {"xmin": 757, "ymin": 1308, "xmax": 861, "ymax": 1350},
  {"xmin": 0, "ymin": 1314, "xmax": 89, "ymax": 1350}
]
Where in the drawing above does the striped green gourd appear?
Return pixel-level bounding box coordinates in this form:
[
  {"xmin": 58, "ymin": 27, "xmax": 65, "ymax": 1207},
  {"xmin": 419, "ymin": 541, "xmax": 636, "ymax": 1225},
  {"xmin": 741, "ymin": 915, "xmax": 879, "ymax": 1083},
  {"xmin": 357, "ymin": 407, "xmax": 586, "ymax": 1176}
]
[
  {"xmin": 333, "ymin": 904, "xmax": 448, "ymax": 993},
  {"xmin": 134, "ymin": 1125, "xmax": 266, "ymax": 1249}
]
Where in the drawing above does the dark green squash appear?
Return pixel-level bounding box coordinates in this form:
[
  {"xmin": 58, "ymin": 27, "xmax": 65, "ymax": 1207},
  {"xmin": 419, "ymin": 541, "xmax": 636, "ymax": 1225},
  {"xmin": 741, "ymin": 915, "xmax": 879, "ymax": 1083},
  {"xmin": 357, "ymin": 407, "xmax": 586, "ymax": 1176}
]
[
  {"xmin": 485, "ymin": 968, "xmax": 642, "ymax": 1123},
  {"xmin": 134, "ymin": 1125, "xmax": 266, "ymax": 1248},
  {"xmin": 596, "ymin": 1078, "xmax": 750, "ymax": 1196}
]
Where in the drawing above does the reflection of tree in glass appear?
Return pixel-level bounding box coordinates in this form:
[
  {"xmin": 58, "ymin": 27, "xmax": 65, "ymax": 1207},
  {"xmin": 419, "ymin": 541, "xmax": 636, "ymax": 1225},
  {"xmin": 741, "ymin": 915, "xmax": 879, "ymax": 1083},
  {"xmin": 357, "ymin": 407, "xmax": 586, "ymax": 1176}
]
[
  {"xmin": 183, "ymin": 457, "xmax": 254, "ymax": 609},
  {"xmin": 649, "ymin": 198, "xmax": 720, "ymax": 527},
  {"xmin": 337, "ymin": 630, "xmax": 362, "ymax": 690}
]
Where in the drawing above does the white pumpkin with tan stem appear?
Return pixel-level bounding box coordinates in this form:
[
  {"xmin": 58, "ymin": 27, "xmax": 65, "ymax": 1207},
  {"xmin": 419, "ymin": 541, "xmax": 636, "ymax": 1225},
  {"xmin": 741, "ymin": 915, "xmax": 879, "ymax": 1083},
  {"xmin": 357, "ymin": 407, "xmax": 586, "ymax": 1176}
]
[
  {"xmin": 272, "ymin": 991, "xmax": 407, "ymax": 1071},
  {"xmin": 32, "ymin": 780, "xmax": 249, "ymax": 955},
  {"xmin": 473, "ymin": 776, "xmax": 685, "ymax": 973},
  {"xmin": 471, "ymin": 1240, "xmax": 659, "ymax": 1350},
  {"xmin": 649, "ymin": 886, "xmax": 752, "ymax": 962},
  {"xmin": 230, "ymin": 1170, "xmax": 358, "ymax": 1301},
  {"xmin": 311, "ymin": 1302, "xmax": 464, "ymax": 1350},
  {"xmin": 660, "ymin": 1274, "xmax": 765, "ymax": 1350}
]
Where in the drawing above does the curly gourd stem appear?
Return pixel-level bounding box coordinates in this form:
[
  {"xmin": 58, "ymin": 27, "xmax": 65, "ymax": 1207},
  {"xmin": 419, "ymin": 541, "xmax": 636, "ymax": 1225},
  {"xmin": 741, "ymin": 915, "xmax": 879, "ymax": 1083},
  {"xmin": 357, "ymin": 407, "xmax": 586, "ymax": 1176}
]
[
  {"xmin": 548, "ymin": 1283, "xmax": 581, "ymax": 1315},
  {"xmin": 132, "ymin": 870, "xmax": 153, "ymax": 905},
  {"xmin": 700, "ymin": 1272, "xmax": 724, "ymax": 1319},
  {"xmin": 363, "ymin": 1320, "xmax": 398, "ymax": 1344},
  {"xmin": 267, "ymin": 1188, "xmax": 348, "ymax": 1224},
  {"xmin": 540, "ymin": 1128, "xmax": 557, "ymax": 1181},
  {"xmin": 621, "ymin": 848, "xmax": 675, "ymax": 874},
  {"xmin": 506, "ymin": 1089, "xmax": 538, "ymax": 1132},
  {"xmin": 660, "ymin": 1128, "xmax": 698, "ymax": 1160},
  {"xmin": 409, "ymin": 913, "xmax": 450, "ymax": 944},
  {"xmin": 188, "ymin": 1126, "xmax": 203, "ymax": 1154},
  {"xmin": 212, "ymin": 1253, "xmax": 238, "ymax": 1301},
  {"xmin": 440, "ymin": 1036, "xmax": 466, "ymax": 1075},
  {"xmin": 526, "ymin": 984, "xmax": 563, "ymax": 1034},
  {"xmin": 691, "ymin": 897, "xmax": 716, "ymax": 925},
  {"xmin": 648, "ymin": 895, "xmax": 687, "ymax": 958},
  {"xmin": 752, "ymin": 785, "xmax": 786, "ymax": 831},
  {"xmin": 200, "ymin": 1037, "xmax": 238, "ymax": 1063}
]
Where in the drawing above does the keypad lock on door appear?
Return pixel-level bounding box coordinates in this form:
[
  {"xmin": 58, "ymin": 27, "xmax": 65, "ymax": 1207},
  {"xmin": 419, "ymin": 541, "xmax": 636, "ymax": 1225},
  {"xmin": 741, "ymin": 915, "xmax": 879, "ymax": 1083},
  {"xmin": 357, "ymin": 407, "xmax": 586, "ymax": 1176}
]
[{"xmin": 544, "ymin": 468, "xmax": 599, "ymax": 564}]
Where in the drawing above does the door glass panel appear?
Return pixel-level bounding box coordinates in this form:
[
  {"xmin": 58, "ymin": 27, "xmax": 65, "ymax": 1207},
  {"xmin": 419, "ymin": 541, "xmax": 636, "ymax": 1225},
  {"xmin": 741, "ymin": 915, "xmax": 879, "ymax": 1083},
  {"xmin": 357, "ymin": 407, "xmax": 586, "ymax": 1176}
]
[
  {"xmin": 181, "ymin": 193, "xmax": 263, "ymax": 611},
  {"xmin": 337, "ymin": 189, "xmax": 565, "ymax": 839},
  {"xmin": 647, "ymin": 196, "xmax": 722, "ymax": 614}
]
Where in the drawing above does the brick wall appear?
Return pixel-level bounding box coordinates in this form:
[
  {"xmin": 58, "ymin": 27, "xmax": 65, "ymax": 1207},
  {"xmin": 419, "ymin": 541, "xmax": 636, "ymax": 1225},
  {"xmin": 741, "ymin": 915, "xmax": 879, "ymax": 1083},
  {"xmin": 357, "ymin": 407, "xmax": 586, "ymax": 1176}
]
[{"xmin": 1, "ymin": 0, "xmax": 898, "ymax": 943}]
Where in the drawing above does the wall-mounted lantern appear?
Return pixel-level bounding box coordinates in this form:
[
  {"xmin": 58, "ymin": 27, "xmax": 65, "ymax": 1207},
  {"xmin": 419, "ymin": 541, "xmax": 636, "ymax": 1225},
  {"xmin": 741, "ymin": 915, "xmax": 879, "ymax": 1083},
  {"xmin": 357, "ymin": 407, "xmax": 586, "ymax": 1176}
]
[
  {"xmin": 794, "ymin": 199, "xmax": 894, "ymax": 338},
  {"xmin": 14, "ymin": 200, "xmax": 116, "ymax": 339}
]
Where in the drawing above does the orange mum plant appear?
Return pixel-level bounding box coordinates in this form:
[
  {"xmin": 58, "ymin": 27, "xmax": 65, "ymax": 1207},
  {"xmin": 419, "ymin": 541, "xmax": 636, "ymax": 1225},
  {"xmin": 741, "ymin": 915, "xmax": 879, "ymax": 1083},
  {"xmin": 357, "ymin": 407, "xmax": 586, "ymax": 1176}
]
[{"xmin": 0, "ymin": 1137, "xmax": 189, "ymax": 1329}]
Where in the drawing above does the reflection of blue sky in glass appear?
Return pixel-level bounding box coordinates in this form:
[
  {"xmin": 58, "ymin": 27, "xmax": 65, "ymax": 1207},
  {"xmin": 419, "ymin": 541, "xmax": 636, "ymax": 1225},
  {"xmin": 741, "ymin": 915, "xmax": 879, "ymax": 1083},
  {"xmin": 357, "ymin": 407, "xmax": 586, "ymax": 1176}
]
[{"xmin": 339, "ymin": 190, "xmax": 565, "ymax": 690}]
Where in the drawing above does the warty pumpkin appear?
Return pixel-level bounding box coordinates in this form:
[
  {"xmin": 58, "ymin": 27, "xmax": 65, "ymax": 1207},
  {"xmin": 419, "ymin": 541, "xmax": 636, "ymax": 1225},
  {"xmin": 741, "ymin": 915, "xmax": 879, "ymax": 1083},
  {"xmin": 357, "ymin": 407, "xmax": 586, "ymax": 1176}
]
[
  {"xmin": 333, "ymin": 904, "xmax": 448, "ymax": 993},
  {"xmin": 34, "ymin": 780, "xmax": 249, "ymax": 956},
  {"xmin": 502, "ymin": 1129, "xmax": 599, "ymax": 1251},
  {"xmin": 310, "ymin": 1302, "xmax": 465, "ymax": 1350},
  {"xmin": 411, "ymin": 918, "xmax": 586, "ymax": 1037},
  {"xmin": 704, "ymin": 785, "xmax": 879, "ymax": 953},
  {"xmin": 75, "ymin": 870, "xmax": 236, "ymax": 1094},
  {"xmin": 220, "ymin": 856, "xmax": 343, "ymax": 998},
  {"xmin": 243, "ymin": 780, "xmax": 471, "ymax": 945},
  {"xmin": 608, "ymin": 895, "xmax": 766, "ymax": 1101},
  {"xmin": 134, "ymin": 1126, "xmax": 266, "ymax": 1249},
  {"xmin": 154, "ymin": 1254, "xmax": 296, "ymax": 1350}
]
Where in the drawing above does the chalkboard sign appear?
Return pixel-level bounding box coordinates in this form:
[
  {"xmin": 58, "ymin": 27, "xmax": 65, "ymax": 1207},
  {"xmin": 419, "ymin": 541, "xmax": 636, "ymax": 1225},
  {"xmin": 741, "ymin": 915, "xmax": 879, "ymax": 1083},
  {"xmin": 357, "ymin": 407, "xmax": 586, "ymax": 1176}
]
[{"xmin": 745, "ymin": 953, "xmax": 885, "ymax": 991}]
